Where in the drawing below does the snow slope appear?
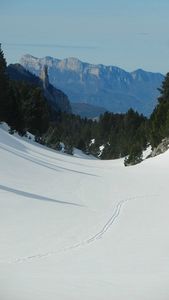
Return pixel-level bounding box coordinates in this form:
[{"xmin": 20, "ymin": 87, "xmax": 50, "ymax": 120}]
[{"xmin": 0, "ymin": 125, "xmax": 169, "ymax": 300}]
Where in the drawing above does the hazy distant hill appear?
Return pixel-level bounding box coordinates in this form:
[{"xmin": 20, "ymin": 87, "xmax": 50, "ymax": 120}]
[
  {"xmin": 71, "ymin": 103, "xmax": 106, "ymax": 119},
  {"xmin": 20, "ymin": 55, "xmax": 164, "ymax": 116}
]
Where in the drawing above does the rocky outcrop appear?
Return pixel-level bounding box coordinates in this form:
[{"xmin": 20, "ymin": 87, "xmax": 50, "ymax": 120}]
[
  {"xmin": 39, "ymin": 65, "xmax": 72, "ymax": 113},
  {"xmin": 151, "ymin": 138, "xmax": 169, "ymax": 157},
  {"xmin": 40, "ymin": 65, "xmax": 49, "ymax": 89}
]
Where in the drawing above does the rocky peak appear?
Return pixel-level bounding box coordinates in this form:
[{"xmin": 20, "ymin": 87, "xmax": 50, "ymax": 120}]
[{"xmin": 40, "ymin": 65, "xmax": 49, "ymax": 89}]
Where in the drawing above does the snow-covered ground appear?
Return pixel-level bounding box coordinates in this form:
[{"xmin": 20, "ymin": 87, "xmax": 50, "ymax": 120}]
[{"xmin": 0, "ymin": 125, "xmax": 169, "ymax": 300}]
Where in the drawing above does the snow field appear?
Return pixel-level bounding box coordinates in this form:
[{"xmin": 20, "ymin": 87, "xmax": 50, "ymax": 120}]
[{"xmin": 0, "ymin": 125, "xmax": 169, "ymax": 300}]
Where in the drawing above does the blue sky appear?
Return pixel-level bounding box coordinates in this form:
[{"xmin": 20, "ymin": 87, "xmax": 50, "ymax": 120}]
[{"xmin": 1, "ymin": 0, "xmax": 169, "ymax": 73}]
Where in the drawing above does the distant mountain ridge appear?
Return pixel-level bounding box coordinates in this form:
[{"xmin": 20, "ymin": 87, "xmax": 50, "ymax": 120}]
[{"xmin": 20, "ymin": 54, "xmax": 164, "ymax": 116}]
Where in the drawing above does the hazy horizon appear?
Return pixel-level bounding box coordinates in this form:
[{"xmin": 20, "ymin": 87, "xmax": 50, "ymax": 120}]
[{"xmin": 1, "ymin": 0, "xmax": 169, "ymax": 73}]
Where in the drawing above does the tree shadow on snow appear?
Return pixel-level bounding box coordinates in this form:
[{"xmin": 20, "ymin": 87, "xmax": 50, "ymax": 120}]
[
  {"xmin": 0, "ymin": 145, "xmax": 98, "ymax": 177},
  {"xmin": 0, "ymin": 184, "xmax": 83, "ymax": 207}
]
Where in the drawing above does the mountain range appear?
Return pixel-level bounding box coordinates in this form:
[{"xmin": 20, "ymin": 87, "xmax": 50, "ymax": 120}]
[{"xmin": 20, "ymin": 54, "xmax": 164, "ymax": 116}]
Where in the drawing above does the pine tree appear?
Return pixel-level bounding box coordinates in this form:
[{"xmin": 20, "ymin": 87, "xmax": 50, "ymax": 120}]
[
  {"xmin": 0, "ymin": 44, "xmax": 10, "ymax": 122},
  {"xmin": 22, "ymin": 87, "xmax": 49, "ymax": 135},
  {"xmin": 150, "ymin": 73, "xmax": 169, "ymax": 147},
  {"xmin": 158, "ymin": 73, "xmax": 169, "ymax": 104},
  {"xmin": 64, "ymin": 137, "xmax": 74, "ymax": 155},
  {"xmin": 124, "ymin": 143, "xmax": 143, "ymax": 166},
  {"xmin": 8, "ymin": 83, "xmax": 25, "ymax": 134}
]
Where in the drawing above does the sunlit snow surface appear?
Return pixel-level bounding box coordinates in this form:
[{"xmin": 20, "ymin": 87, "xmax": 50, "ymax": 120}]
[{"xmin": 0, "ymin": 125, "xmax": 169, "ymax": 300}]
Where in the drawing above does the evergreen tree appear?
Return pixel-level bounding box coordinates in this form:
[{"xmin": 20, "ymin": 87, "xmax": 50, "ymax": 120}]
[
  {"xmin": 64, "ymin": 137, "xmax": 73, "ymax": 155},
  {"xmin": 124, "ymin": 143, "xmax": 143, "ymax": 166},
  {"xmin": 150, "ymin": 73, "xmax": 169, "ymax": 147},
  {"xmin": 7, "ymin": 83, "xmax": 25, "ymax": 134},
  {"xmin": 77, "ymin": 138, "xmax": 86, "ymax": 152},
  {"xmin": 22, "ymin": 87, "xmax": 49, "ymax": 135},
  {"xmin": 0, "ymin": 44, "xmax": 10, "ymax": 122},
  {"xmin": 158, "ymin": 73, "xmax": 169, "ymax": 104}
]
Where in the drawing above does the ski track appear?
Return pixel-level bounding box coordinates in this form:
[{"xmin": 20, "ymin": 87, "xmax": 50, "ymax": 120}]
[{"xmin": 1, "ymin": 194, "xmax": 157, "ymax": 265}]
